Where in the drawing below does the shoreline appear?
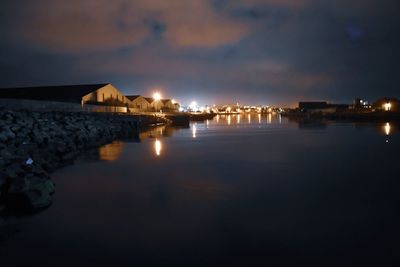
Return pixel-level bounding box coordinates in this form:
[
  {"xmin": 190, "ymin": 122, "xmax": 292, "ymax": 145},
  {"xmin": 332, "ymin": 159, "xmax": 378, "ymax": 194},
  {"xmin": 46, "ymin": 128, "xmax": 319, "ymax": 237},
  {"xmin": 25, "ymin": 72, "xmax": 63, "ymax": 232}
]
[
  {"xmin": 281, "ymin": 110, "xmax": 400, "ymax": 122},
  {"xmin": 0, "ymin": 109, "xmax": 169, "ymax": 213}
]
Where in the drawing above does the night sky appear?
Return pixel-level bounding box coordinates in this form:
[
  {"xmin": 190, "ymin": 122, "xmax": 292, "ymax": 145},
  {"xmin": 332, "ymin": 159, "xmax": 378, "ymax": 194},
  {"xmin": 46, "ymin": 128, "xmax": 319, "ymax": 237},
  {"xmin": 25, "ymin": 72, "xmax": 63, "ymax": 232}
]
[{"xmin": 1, "ymin": 0, "xmax": 399, "ymax": 106}]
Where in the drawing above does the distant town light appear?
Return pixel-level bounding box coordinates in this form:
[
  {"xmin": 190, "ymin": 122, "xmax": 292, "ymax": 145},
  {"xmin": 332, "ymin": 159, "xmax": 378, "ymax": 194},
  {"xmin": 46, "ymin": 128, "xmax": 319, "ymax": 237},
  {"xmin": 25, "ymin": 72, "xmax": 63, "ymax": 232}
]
[
  {"xmin": 153, "ymin": 92, "xmax": 162, "ymax": 101},
  {"xmin": 383, "ymin": 102, "xmax": 392, "ymax": 111},
  {"xmin": 171, "ymin": 99, "xmax": 177, "ymax": 104},
  {"xmin": 190, "ymin": 101, "xmax": 198, "ymax": 112}
]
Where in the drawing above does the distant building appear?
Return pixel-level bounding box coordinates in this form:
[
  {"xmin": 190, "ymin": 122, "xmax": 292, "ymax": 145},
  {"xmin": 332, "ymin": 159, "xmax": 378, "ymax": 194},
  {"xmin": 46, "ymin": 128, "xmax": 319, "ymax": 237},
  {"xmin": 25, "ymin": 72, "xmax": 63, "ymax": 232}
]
[
  {"xmin": 299, "ymin": 101, "xmax": 328, "ymax": 111},
  {"xmin": 161, "ymin": 99, "xmax": 177, "ymax": 111},
  {"xmin": 352, "ymin": 98, "xmax": 371, "ymax": 110},
  {"xmin": 144, "ymin": 97, "xmax": 163, "ymax": 111},
  {"xmin": 0, "ymin": 83, "xmax": 130, "ymax": 106},
  {"xmin": 126, "ymin": 95, "xmax": 151, "ymax": 111},
  {"xmin": 299, "ymin": 101, "xmax": 349, "ymax": 113},
  {"xmin": 373, "ymin": 97, "xmax": 399, "ymax": 112}
]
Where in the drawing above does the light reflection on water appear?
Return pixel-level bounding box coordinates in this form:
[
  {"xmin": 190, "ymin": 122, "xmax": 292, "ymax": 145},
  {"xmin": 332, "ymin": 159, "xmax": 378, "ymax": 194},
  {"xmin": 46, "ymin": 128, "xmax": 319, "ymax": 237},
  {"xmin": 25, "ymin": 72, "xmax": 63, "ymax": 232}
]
[
  {"xmin": 192, "ymin": 123, "xmax": 197, "ymax": 138},
  {"xmin": 99, "ymin": 116, "xmax": 397, "ymax": 162},
  {"xmin": 3, "ymin": 113, "xmax": 399, "ymax": 266},
  {"xmin": 384, "ymin": 122, "xmax": 391, "ymax": 136},
  {"xmin": 154, "ymin": 139, "xmax": 162, "ymax": 156},
  {"xmin": 98, "ymin": 142, "xmax": 124, "ymax": 161}
]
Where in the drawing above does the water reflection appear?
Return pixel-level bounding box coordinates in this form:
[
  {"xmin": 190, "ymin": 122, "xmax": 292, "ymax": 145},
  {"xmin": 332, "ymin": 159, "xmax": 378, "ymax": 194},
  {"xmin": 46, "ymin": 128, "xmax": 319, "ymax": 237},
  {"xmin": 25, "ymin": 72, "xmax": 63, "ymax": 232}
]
[
  {"xmin": 209, "ymin": 113, "xmax": 287, "ymax": 126},
  {"xmin": 99, "ymin": 141, "xmax": 124, "ymax": 161},
  {"xmin": 139, "ymin": 125, "xmax": 181, "ymax": 140},
  {"xmin": 267, "ymin": 113, "xmax": 272, "ymax": 124},
  {"xmin": 192, "ymin": 124, "xmax": 197, "ymax": 138},
  {"xmin": 6, "ymin": 112, "xmax": 400, "ymax": 266},
  {"xmin": 383, "ymin": 122, "xmax": 391, "ymax": 143},
  {"xmin": 154, "ymin": 139, "xmax": 162, "ymax": 156},
  {"xmin": 384, "ymin": 122, "xmax": 391, "ymax": 136}
]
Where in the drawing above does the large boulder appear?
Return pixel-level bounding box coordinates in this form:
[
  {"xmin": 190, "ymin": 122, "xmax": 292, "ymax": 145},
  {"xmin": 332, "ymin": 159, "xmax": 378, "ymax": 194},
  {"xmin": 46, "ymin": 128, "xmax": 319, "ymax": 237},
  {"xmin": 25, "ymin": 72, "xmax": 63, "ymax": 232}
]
[{"xmin": 6, "ymin": 176, "xmax": 55, "ymax": 211}]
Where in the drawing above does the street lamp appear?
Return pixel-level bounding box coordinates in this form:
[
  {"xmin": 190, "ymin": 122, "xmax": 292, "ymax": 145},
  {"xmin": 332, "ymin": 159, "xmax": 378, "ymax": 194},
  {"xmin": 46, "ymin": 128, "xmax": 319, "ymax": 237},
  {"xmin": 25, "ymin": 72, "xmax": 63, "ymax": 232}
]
[{"xmin": 153, "ymin": 92, "xmax": 162, "ymax": 101}]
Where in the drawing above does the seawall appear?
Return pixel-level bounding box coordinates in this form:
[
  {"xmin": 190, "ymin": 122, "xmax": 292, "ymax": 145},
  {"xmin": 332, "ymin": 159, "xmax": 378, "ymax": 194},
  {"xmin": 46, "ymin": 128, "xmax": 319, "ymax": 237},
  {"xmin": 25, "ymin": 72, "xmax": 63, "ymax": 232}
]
[{"xmin": 0, "ymin": 109, "xmax": 168, "ymax": 212}]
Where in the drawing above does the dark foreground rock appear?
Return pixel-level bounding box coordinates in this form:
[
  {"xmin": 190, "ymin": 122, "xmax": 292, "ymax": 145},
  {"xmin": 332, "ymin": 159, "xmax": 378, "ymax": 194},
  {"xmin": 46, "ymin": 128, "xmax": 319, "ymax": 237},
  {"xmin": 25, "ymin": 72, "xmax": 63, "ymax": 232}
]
[{"xmin": 0, "ymin": 109, "xmax": 167, "ymax": 212}]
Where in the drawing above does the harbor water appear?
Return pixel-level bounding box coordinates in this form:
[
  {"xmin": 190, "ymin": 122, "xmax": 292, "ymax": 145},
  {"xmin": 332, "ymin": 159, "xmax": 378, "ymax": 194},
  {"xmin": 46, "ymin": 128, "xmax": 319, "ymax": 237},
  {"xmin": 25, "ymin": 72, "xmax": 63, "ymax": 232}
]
[{"xmin": 1, "ymin": 114, "xmax": 399, "ymax": 266}]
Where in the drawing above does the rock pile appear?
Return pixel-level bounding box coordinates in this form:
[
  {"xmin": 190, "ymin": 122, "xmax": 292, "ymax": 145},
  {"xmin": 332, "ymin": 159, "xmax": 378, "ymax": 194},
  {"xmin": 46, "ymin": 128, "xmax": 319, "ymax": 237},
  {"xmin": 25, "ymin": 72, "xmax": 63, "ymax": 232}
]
[{"xmin": 0, "ymin": 109, "xmax": 166, "ymax": 211}]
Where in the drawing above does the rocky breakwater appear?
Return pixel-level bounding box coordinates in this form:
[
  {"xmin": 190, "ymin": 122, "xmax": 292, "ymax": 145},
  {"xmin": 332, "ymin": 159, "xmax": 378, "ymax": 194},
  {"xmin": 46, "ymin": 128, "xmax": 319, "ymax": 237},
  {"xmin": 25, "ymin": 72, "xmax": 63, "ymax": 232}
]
[{"xmin": 0, "ymin": 109, "xmax": 166, "ymax": 212}]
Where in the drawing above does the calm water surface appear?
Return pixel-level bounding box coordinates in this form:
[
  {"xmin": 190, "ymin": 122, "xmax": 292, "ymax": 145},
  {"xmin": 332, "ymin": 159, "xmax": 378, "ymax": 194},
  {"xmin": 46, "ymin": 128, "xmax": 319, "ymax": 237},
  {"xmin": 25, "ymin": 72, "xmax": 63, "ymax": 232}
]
[{"xmin": 1, "ymin": 114, "xmax": 400, "ymax": 266}]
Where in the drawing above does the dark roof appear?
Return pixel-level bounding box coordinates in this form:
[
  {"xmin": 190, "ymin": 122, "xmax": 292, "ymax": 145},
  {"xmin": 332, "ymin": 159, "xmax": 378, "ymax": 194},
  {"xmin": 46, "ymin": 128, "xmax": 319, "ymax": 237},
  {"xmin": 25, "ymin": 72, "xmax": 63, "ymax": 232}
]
[
  {"xmin": 161, "ymin": 99, "xmax": 171, "ymax": 104},
  {"xmin": 126, "ymin": 95, "xmax": 142, "ymax": 101},
  {"xmin": 144, "ymin": 97, "xmax": 155, "ymax": 103},
  {"xmin": 0, "ymin": 83, "xmax": 109, "ymax": 103}
]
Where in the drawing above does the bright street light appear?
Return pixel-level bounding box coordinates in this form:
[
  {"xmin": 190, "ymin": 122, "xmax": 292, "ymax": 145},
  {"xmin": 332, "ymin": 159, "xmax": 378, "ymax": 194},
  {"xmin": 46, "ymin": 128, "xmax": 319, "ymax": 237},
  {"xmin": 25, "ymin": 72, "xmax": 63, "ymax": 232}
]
[{"xmin": 153, "ymin": 92, "xmax": 162, "ymax": 101}]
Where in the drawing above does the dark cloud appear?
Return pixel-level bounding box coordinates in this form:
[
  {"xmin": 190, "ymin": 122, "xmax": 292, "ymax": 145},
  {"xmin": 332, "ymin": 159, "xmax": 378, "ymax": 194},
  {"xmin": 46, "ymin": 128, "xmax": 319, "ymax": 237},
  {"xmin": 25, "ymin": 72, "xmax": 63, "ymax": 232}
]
[{"xmin": 0, "ymin": 0, "xmax": 399, "ymax": 105}]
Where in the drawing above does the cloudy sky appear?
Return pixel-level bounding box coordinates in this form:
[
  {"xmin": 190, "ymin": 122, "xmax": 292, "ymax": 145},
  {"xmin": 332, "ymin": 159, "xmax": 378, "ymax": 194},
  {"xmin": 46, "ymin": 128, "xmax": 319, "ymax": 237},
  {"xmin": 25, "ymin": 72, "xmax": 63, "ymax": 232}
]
[{"xmin": 0, "ymin": 0, "xmax": 399, "ymax": 105}]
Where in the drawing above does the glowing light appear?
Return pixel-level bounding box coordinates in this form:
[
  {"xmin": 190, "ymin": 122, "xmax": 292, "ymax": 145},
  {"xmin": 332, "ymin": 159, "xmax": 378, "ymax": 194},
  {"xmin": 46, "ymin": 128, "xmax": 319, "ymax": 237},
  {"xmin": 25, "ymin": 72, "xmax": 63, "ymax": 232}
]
[
  {"xmin": 383, "ymin": 102, "xmax": 392, "ymax": 111},
  {"xmin": 206, "ymin": 119, "xmax": 209, "ymax": 128},
  {"xmin": 216, "ymin": 115, "xmax": 220, "ymax": 123},
  {"xmin": 226, "ymin": 106, "xmax": 232, "ymax": 113},
  {"xmin": 384, "ymin": 122, "xmax": 391, "ymax": 136},
  {"xmin": 237, "ymin": 114, "xmax": 241, "ymax": 124},
  {"xmin": 258, "ymin": 113, "xmax": 261, "ymax": 124},
  {"xmin": 190, "ymin": 101, "xmax": 198, "ymax": 112},
  {"xmin": 248, "ymin": 114, "xmax": 251, "ymax": 124},
  {"xmin": 227, "ymin": 115, "xmax": 231, "ymax": 125},
  {"xmin": 267, "ymin": 113, "xmax": 272, "ymax": 124},
  {"xmin": 192, "ymin": 124, "xmax": 197, "ymax": 138},
  {"xmin": 154, "ymin": 139, "xmax": 162, "ymax": 156},
  {"xmin": 153, "ymin": 92, "xmax": 162, "ymax": 101},
  {"xmin": 171, "ymin": 99, "xmax": 177, "ymax": 104}
]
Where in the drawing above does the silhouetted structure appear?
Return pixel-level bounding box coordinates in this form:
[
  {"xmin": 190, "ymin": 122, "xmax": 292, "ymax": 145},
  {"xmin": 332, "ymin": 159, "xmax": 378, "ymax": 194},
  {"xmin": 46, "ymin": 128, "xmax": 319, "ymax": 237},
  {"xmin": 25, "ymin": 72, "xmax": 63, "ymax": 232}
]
[{"xmin": 0, "ymin": 83, "xmax": 130, "ymax": 106}]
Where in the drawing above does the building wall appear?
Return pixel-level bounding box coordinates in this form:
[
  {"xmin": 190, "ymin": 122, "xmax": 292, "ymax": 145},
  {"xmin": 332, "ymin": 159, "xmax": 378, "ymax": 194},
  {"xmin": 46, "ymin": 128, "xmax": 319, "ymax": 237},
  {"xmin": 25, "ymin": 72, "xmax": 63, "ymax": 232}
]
[
  {"xmin": 162, "ymin": 100, "xmax": 176, "ymax": 110},
  {"xmin": 130, "ymin": 96, "xmax": 151, "ymax": 111},
  {"xmin": 152, "ymin": 100, "xmax": 164, "ymax": 111},
  {"xmin": 308, "ymin": 107, "xmax": 337, "ymax": 114},
  {"xmin": 82, "ymin": 84, "xmax": 130, "ymax": 105}
]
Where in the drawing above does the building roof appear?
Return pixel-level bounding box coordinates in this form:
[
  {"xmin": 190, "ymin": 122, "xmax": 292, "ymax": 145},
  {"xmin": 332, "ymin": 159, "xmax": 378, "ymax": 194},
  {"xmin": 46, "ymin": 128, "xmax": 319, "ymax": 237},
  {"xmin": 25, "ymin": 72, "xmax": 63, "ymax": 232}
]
[
  {"xmin": 161, "ymin": 99, "xmax": 171, "ymax": 104},
  {"xmin": 126, "ymin": 95, "xmax": 142, "ymax": 101},
  {"xmin": 0, "ymin": 83, "xmax": 109, "ymax": 103},
  {"xmin": 144, "ymin": 97, "xmax": 155, "ymax": 104}
]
